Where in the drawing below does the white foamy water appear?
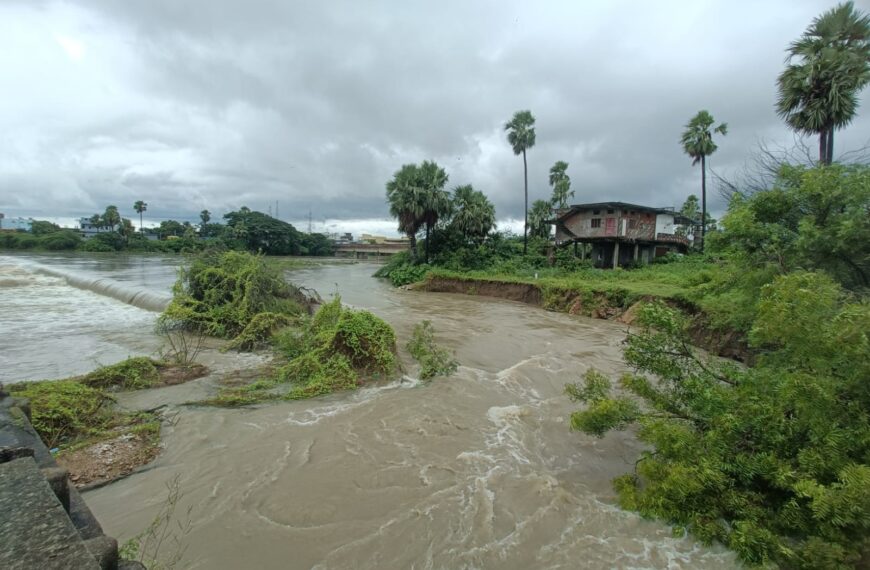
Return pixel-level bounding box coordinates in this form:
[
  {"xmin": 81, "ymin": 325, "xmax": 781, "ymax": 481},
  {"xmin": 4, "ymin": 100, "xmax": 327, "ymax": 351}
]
[{"xmin": 0, "ymin": 253, "xmax": 178, "ymax": 382}]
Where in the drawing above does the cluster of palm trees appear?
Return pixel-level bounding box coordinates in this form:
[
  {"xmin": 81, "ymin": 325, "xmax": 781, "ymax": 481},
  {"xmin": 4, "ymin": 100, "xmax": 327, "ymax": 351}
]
[
  {"xmin": 680, "ymin": 2, "xmax": 867, "ymax": 253},
  {"xmin": 387, "ymin": 3, "xmax": 868, "ymax": 262},
  {"xmin": 386, "ymin": 161, "xmax": 495, "ymax": 263}
]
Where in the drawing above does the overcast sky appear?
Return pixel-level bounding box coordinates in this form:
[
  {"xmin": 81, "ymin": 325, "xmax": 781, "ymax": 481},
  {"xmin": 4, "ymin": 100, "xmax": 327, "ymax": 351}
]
[{"xmin": 1, "ymin": 0, "xmax": 868, "ymax": 236}]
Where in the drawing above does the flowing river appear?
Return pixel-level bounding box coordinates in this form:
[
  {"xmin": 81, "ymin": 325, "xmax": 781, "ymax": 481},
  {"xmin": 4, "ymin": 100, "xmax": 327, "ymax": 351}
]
[{"xmin": 0, "ymin": 253, "xmax": 736, "ymax": 569}]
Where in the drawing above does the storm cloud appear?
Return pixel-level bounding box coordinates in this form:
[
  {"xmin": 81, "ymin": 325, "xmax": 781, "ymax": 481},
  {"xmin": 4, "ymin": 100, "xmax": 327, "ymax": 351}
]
[{"xmin": 1, "ymin": 0, "xmax": 868, "ymax": 234}]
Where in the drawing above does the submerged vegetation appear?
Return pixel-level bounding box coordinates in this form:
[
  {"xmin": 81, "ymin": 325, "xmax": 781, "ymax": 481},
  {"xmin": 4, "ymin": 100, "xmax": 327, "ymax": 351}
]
[
  {"xmin": 6, "ymin": 357, "xmax": 179, "ymax": 449},
  {"xmin": 406, "ymin": 321, "xmax": 458, "ymax": 380},
  {"xmin": 198, "ymin": 296, "xmax": 398, "ymax": 406}
]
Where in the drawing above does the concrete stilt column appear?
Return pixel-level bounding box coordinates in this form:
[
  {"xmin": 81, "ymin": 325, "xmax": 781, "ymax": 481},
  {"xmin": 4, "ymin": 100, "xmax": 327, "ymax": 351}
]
[
  {"xmin": 633, "ymin": 243, "xmax": 639, "ymax": 261},
  {"xmin": 612, "ymin": 241, "xmax": 620, "ymax": 269}
]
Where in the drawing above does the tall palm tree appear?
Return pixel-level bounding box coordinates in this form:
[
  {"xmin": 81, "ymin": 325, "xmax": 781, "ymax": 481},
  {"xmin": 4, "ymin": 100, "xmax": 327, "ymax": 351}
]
[
  {"xmin": 548, "ymin": 161, "xmax": 573, "ymax": 209},
  {"xmin": 681, "ymin": 110, "xmax": 727, "ymax": 252},
  {"xmin": 505, "ymin": 110, "xmax": 536, "ymax": 254},
  {"xmin": 200, "ymin": 210, "xmax": 211, "ymax": 225},
  {"xmin": 386, "ymin": 164, "xmax": 426, "ymax": 262},
  {"xmin": 417, "ymin": 161, "xmax": 450, "ymax": 264},
  {"xmin": 89, "ymin": 214, "xmax": 102, "ymax": 230},
  {"xmin": 776, "ymin": 2, "xmax": 870, "ymax": 164},
  {"xmin": 133, "ymin": 200, "xmax": 147, "ymax": 232},
  {"xmin": 451, "ymin": 184, "xmax": 496, "ymax": 243}
]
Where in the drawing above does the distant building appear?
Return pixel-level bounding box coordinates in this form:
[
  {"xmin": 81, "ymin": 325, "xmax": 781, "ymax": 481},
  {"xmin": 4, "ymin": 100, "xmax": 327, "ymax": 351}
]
[
  {"xmin": 360, "ymin": 233, "xmax": 409, "ymax": 245},
  {"xmin": 0, "ymin": 215, "xmax": 34, "ymax": 232},
  {"xmin": 78, "ymin": 217, "xmax": 115, "ymax": 239},
  {"xmin": 328, "ymin": 232, "xmax": 354, "ymax": 244},
  {"xmin": 551, "ymin": 201, "xmax": 693, "ymax": 268}
]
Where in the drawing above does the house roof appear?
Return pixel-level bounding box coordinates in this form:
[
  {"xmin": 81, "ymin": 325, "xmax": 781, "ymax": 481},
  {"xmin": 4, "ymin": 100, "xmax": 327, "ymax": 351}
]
[{"xmin": 552, "ymin": 202, "xmax": 696, "ymax": 226}]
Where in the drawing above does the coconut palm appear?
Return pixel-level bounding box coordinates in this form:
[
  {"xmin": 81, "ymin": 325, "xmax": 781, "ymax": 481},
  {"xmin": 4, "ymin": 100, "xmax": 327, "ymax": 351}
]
[
  {"xmin": 528, "ymin": 199, "xmax": 552, "ymax": 240},
  {"xmin": 548, "ymin": 161, "xmax": 573, "ymax": 209},
  {"xmin": 89, "ymin": 214, "xmax": 102, "ymax": 229},
  {"xmin": 681, "ymin": 111, "xmax": 727, "ymax": 252},
  {"xmin": 133, "ymin": 200, "xmax": 147, "ymax": 232},
  {"xmin": 776, "ymin": 2, "xmax": 870, "ymax": 164},
  {"xmin": 200, "ymin": 210, "xmax": 211, "ymax": 225},
  {"xmin": 386, "ymin": 164, "xmax": 427, "ymax": 262},
  {"xmin": 505, "ymin": 110, "xmax": 536, "ymax": 254},
  {"xmin": 451, "ymin": 184, "xmax": 496, "ymax": 243}
]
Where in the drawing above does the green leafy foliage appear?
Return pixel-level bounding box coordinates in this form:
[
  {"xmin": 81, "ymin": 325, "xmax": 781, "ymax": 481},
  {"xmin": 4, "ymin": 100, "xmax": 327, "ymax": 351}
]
[
  {"xmin": 161, "ymin": 250, "xmax": 307, "ymax": 341},
  {"xmin": 567, "ymin": 272, "xmax": 870, "ymax": 568},
  {"xmin": 79, "ymin": 357, "xmax": 160, "ymax": 390},
  {"xmin": 406, "ymin": 321, "xmax": 458, "ymax": 380},
  {"xmin": 202, "ymin": 297, "xmax": 398, "ymax": 406},
  {"xmin": 8, "ymin": 380, "xmax": 113, "ymax": 448},
  {"xmin": 713, "ymin": 164, "xmax": 870, "ymax": 290}
]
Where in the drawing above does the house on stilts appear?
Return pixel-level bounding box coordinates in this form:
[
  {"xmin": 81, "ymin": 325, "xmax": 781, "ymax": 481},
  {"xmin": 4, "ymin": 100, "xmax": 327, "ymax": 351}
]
[{"xmin": 551, "ymin": 202, "xmax": 695, "ymax": 268}]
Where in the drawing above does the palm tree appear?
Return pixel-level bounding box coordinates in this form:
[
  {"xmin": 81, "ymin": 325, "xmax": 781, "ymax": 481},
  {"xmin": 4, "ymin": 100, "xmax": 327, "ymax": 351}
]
[
  {"xmin": 528, "ymin": 199, "xmax": 552, "ymax": 239},
  {"xmin": 103, "ymin": 205, "xmax": 121, "ymax": 232},
  {"xmin": 417, "ymin": 161, "xmax": 450, "ymax": 264},
  {"xmin": 681, "ymin": 111, "xmax": 727, "ymax": 252},
  {"xmin": 505, "ymin": 110, "xmax": 536, "ymax": 254},
  {"xmin": 200, "ymin": 210, "xmax": 211, "ymax": 225},
  {"xmin": 386, "ymin": 164, "xmax": 427, "ymax": 262},
  {"xmin": 89, "ymin": 214, "xmax": 102, "ymax": 230},
  {"xmin": 133, "ymin": 200, "xmax": 147, "ymax": 232},
  {"xmin": 776, "ymin": 2, "xmax": 870, "ymax": 165},
  {"xmin": 548, "ymin": 161, "xmax": 573, "ymax": 209},
  {"xmin": 451, "ymin": 184, "xmax": 496, "ymax": 243}
]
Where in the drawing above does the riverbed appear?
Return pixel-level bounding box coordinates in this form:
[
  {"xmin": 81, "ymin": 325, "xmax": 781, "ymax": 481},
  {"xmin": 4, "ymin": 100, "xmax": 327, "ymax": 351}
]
[{"xmin": 0, "ymin": 254, "xmax": 736, "ymax": 569}]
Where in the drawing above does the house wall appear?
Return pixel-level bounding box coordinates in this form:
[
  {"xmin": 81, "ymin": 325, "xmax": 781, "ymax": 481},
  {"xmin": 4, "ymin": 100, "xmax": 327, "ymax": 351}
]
[
  {"xmin": 655, "ymin": 213, "xmax": 676, "ymax": 236},
  {"xmin": 559, "ymin": 207, "xmax": 657, "ymax": 241}
]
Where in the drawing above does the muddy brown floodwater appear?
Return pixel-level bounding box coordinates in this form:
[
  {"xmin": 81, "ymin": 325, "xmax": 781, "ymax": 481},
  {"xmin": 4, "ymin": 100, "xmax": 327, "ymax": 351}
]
[{"xmin": 77, "ymin": 263, "xmax": 736, "ymax": 569}]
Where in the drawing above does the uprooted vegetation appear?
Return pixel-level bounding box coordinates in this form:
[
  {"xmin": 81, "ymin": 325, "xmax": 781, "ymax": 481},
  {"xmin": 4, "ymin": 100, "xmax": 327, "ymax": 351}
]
[
  {"xmin": 406, "ymin": 321, "xmax": 458, "ymax": 380},
  {"xmin": 197, "ymin": 296, "xmax": 399, "ymax": 406},
  {"xmin": 160, "ymin": 250, "xmax": 320, "ymax": 344}
]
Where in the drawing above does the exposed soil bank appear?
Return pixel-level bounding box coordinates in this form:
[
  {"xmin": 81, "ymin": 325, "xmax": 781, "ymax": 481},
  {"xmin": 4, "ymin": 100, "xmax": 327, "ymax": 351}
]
[{"xmin": 419, "ymin": 275, "xmax": 750, "ymax": 361}]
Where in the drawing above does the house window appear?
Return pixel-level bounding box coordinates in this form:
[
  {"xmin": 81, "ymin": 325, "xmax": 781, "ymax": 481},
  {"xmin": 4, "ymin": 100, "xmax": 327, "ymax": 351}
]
[
  {"xmin": 592, "ymin": 209, "xmax": 600, "ymax": 215},
  {"xmin": 606, "ymin": 209, "xmax": 614, "ymax": 214},
  {"xmin": 591, "ymin": 218, "xmax": 601, "ymax": 228}
]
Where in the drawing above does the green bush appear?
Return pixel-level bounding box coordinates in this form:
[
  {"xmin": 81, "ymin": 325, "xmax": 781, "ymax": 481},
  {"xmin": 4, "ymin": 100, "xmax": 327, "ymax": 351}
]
[
  {"xmin": 406, "ymin": 321, "xmax": 458, "ymax": 380},
  {"xmin": 9, "ymin": 380, "xmax": 113, "ymax": 447},
  {"xmin": 567, "ymin": 273, "xmax": 870, "ymax": 568},
  {"xmin": 161, "ymin": 250, "xmax": 308, "ymax": 341},
  {"xmin": 79, "ymin": 357, "xmax": 160, "ymax": 390}
]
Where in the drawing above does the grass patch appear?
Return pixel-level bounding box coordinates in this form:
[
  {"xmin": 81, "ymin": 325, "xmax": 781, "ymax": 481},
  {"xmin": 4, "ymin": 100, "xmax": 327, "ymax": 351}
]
[
  {"xmin": 9, "ymin": 380, "xmax": 114, "ymax": 448},
  {"xmin": 79, "ymin": 357, "xmax": 160, "ymax": 390},
  {"xmin": 406, "ymin": 321, "xmax": 458, "ymax": 380}
]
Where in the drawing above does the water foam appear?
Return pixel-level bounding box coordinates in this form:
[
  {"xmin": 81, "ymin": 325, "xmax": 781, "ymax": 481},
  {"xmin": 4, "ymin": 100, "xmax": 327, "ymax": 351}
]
[{"xmin": 12, "ymin": 259, "xmax": 172, "ymax": 312}]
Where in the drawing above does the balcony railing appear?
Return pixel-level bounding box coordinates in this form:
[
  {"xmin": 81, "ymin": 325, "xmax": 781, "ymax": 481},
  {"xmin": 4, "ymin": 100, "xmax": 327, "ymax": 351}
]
[{"xmin": 656, "ymin": 233, "xmax": 690, "ymax": 247}]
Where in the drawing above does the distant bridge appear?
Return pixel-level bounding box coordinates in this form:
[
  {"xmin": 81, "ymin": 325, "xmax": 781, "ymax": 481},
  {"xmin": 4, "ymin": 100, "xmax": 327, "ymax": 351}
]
[{"xmin": 334, "ymin": 242, "xmax": 407, "ymax": 260}]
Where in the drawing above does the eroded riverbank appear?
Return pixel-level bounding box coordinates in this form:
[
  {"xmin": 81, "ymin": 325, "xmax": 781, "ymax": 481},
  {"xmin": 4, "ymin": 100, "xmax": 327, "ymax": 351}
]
[{"xmin": 73, "ymin": 263, "xmax": 736, "ymax": 569}]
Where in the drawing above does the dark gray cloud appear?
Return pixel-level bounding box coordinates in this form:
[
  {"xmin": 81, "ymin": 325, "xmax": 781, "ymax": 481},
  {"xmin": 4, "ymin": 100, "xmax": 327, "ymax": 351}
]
[{"xmin": 1, "ymin": 0, "xmax": 868, "ymax": 233}]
